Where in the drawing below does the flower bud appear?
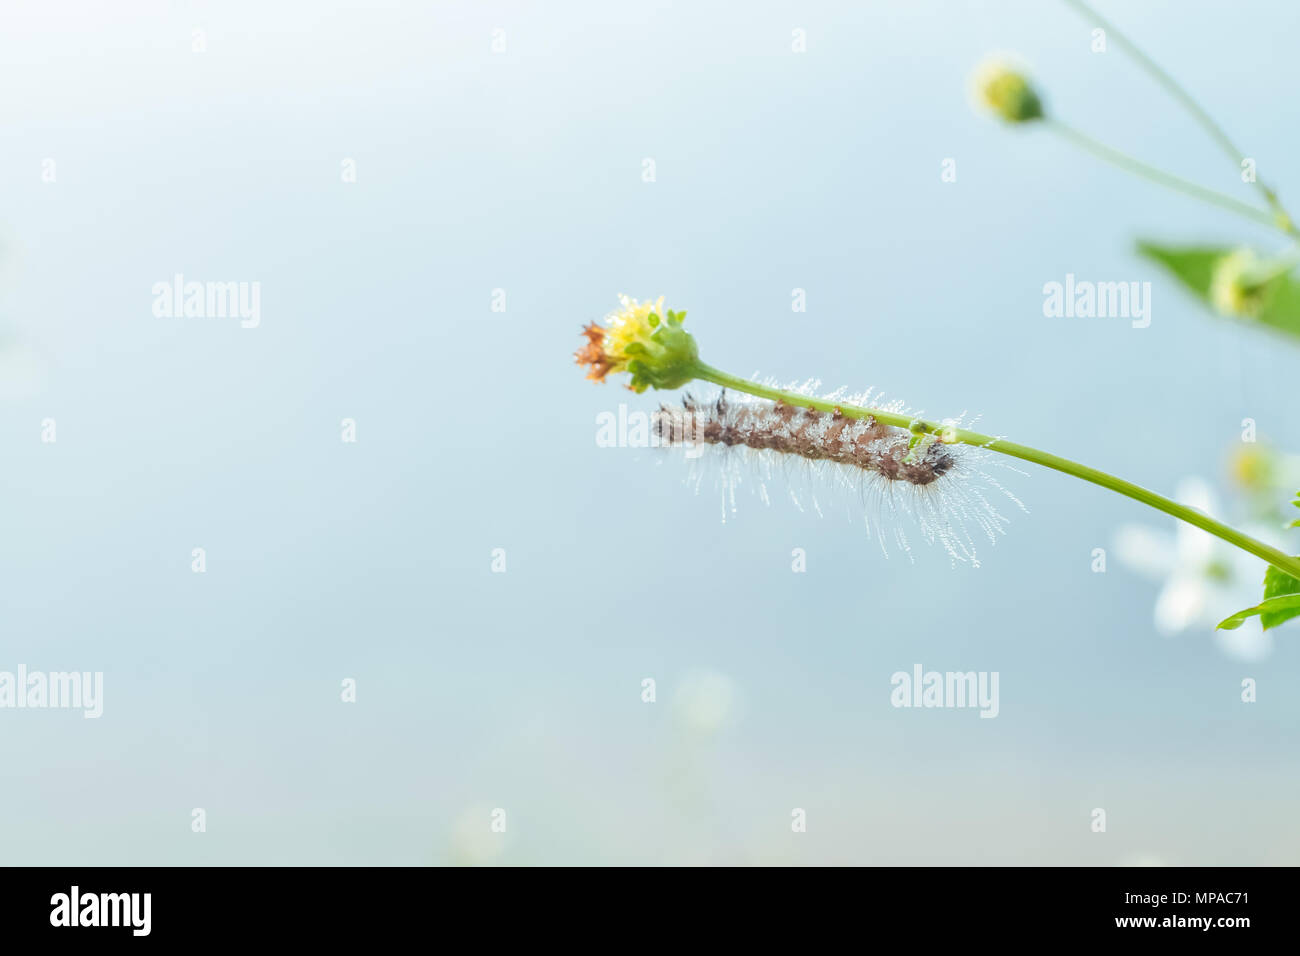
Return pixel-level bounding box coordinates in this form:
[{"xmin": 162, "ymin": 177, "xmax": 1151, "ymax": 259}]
[
  {"xmin": 972, "ymin": 58, "xmax": 1044, "ymax": 124},
  {"xmin": 1210, "ymin": 248, "xmax": 1274, "ymax": 318},
  {"xmin": 575, "ymin": 295, "xmax": 699, "ymax": 393}
]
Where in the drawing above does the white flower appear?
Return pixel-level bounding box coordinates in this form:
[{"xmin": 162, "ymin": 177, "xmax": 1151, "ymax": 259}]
[{"xmin": 1114, "ymin": 477, "xmax": 1283, "ymax": 661}]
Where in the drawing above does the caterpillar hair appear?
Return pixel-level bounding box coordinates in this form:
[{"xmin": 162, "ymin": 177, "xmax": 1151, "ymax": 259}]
[{"xmin": 652, "ymin": 387, "xmax": 1026, "ymax": 567}]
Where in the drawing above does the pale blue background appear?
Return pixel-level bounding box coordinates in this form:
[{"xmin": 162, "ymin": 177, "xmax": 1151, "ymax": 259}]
[{"xmin": 1, "ymin": 0, "xmax": 1297, "ymax": 865}]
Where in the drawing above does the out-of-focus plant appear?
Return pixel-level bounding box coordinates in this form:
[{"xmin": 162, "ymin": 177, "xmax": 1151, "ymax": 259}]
[{"xmin": 975, "ymin": 0, "xmax": 1300, "ymax": 344}]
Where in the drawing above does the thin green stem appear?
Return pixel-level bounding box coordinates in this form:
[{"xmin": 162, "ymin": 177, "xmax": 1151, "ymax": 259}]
[
  {"xmin": 692, "ymin": 361, "xmax": 1300, "ymax": 581},
  {"xmin": 1060, "ymin": 0, "xmax": 1290, "ymax": 222},
  {"xmin": 1045, "ymin": 119, "xmax": 1297, "ymax": 237}
]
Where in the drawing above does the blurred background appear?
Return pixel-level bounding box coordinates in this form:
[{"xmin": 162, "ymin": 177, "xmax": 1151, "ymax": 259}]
[{"xmin": 1, "ymin": 0, "xmax": 1297, "ymax": 865}]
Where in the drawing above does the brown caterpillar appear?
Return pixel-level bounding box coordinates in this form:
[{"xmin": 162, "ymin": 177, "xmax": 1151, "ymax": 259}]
[
  {"xmin": 654, "ymin": 392, "xmax": 954, "ymax": 486},
  {"xmin": 649, "ymin": 388, "xmax": 1025, "ymax": 566}
]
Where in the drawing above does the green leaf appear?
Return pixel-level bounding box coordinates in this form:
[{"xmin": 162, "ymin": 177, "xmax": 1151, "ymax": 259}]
[
  {"xmin": 1218, "ymin": 593, "xmax": 1300, "ymax": 630},
  {"xmin": 1136, "ymin": 241, "xmax": 1300, "ymax": 342},
  {"xmin": 1260, "ymin": 564, "xmax": 1300, "ymax": 630},
  {"xmin": 1218, "ymin": 559, "xmax": 1300, "ymax": 631},
  {"xmin": 1136, "ymin": 242, "xmax": 1222, "ymax": 294}
]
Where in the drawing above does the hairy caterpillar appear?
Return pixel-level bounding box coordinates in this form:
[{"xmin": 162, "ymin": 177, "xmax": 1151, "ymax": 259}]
[
  {"xmin": 652, "ymin": 387, "xmax": 1026, "ymax": 567},
  {"xmin": 656, "ymin": 392, "xmax": 955, "ymax": 485}
]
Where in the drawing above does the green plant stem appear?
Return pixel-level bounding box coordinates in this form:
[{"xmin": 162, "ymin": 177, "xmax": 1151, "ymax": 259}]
[
  {"xmin": 691, "ymin": 361, "xmax": 1300, "ymax": 581},
  {"xmin": 1060, "ymin": 0, "xmax": 1290, "ymax": 223},
  {"xmin": 1045, "ymin": 119, "xmax": 1297, "ymax": 238}
]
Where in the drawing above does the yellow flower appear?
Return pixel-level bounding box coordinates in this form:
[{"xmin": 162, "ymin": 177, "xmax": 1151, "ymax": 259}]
[
  {"xmin": 604, "ymin": 295, "xmax": 663, "ymax": 365},
  {"xmin": 1228, "ymin": 444, "xmax": 1276, "ymax": 494},
  {"xmin": 972, "ymin": 57, "xmax": 1044, "ymax": 124},
  {"xmin": 575, "ymin": 295, "xmax": 699, "ymax": 393}
]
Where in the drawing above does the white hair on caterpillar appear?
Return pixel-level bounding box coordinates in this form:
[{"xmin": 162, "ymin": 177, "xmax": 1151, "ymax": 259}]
[{"xmin": 651, "ymin": 384, "xmax": 1027, "ymax": 567}]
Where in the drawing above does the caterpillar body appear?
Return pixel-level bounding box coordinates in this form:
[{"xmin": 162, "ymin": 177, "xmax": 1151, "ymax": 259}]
[
  {"xmin": 655, "ymin": 392, "xmax": 954, "ymax": 486},
  {"xmin": 651, "ymin": 388, "xmax": 1025, "ymax": 567}
]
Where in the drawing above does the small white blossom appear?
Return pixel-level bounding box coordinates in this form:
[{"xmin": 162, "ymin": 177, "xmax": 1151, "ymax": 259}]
[{"xmin": 1114, "ymin": 477, "xmax": 1284, "ymax": 661}]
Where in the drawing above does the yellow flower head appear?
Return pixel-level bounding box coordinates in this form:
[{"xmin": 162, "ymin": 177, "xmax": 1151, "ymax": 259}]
[
  {"xmin": 604, "ymin": 295, "xmax": 665, "ymax": 365},
  {"xmin": 972, "ymin": 57, "xmax": 1044, "ymax": 124},
  {"xmin": 1209, "ymin": 247, "xmax": 1283, "ymax": 318},
  {"xmin": 1228, "ymin": 443, "xmax": 1277, "ymax": 494},
  {"xmin": 575, "ymin": 295, "xmax": 699, "ymax": 393}
]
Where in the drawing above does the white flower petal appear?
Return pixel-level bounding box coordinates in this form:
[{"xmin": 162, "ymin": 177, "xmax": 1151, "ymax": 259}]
[
  {"xmin": 1171, "ymin": 478, "xmax": 1219, "ymax": 566},
  {"xmin": 1153, "ymin": 574, "xmax": 1207, "ymax": 634},
  {"xmin": 1174, "ymin": 477, "xmax": 1218, "ymax": 516}
]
